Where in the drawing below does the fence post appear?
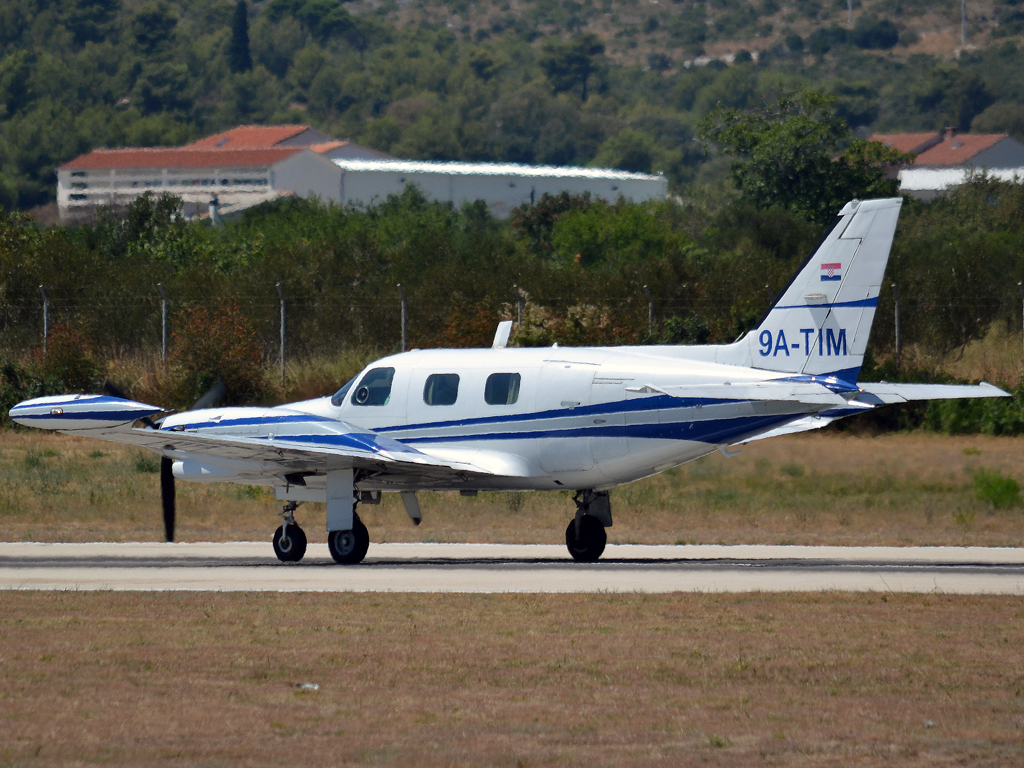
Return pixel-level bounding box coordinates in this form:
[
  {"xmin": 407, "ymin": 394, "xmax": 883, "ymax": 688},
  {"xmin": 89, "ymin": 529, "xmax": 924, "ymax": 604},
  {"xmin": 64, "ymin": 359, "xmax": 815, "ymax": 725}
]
[
  {"xmin": 1018, "ymin": 282, "xmax": 1024, "ymax": 360},
  {"xmin": 643, "ymin": 285, "xmax": 654, "ymax": 338},
  {"xmin": 397, "ymin": 284, "xmax": 407, "ymax": 352},
  {"xmin": 39, "ymin": 285, "xmax": 48, "ymax": 359},
  {"xmin": 157, "ymin": 283, "xmax": 168, "ymax": 363},
  {"xmin": 275, "ymin": 282, "xmax": 285, "ymax": 382},
  {"xmin": 513, "ymin": 285, "xmax": 523, "ymax": 329},
  {"xmin": 891, "ymin": 283, "xmax": 901, "ymax": 367}
]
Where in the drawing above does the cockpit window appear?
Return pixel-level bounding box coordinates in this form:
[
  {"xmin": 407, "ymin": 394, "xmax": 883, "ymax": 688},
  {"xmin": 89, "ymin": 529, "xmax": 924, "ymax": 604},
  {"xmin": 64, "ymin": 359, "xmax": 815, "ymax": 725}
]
[
  {"xmin": 485, "ymin": 373, "xmax": 521, "ymax": 405},
  {"xmin": 423, "ymin": 374, "xmax": 459, "ymax": 406},
  {"xmin": 330, "ymin": 376, "xmax": 356, "ymax": 407},
  {"xmin": 351, "ymin": 367, "xmax": 395, "ymax": 406}
]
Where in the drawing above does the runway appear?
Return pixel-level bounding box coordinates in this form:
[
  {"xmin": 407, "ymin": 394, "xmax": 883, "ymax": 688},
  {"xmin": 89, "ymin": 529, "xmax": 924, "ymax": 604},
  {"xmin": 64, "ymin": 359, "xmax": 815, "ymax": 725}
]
[{"xmin": 2, "ymin": 541, "xmax": 1024, "ymax": 593}]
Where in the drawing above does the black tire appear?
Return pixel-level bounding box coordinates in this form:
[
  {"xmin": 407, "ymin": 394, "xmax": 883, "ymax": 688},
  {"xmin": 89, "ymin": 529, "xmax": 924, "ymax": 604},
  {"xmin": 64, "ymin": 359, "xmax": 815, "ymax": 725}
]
[
  {"xmin": 327, "ymin": 513, "xmax": 370, "ymax": 565},
  {"xmin": 565, "ymin": 515, "xmax": 606, "ymax": 563},
  {"xmin": 273, "ymin": 524, "xmax": 307, "ymax": 563}
]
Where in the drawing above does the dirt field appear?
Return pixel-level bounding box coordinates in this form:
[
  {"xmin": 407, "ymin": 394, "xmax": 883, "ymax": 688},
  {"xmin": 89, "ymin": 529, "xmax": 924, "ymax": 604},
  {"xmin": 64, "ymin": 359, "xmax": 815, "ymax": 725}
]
[
  {"xmin": 3, "ymin": 429, "xmax": 1024, "ymax": 547},
  {"xmin": 0, "ymin": 591, "xmax": 1021, "ymax": 767}
]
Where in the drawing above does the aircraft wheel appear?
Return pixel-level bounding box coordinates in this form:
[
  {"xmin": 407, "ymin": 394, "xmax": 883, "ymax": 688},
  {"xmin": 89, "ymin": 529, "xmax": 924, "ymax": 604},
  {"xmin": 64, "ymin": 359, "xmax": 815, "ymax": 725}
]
[
  {"xmin": 565, "ymin": 515, "xmax": 606, "ymax": 563},
  {"xmin": 273, "ymin": 524, "xmax": 307, "ymax": 563},
  {"xmin": 327, "ymin": 514, "xmax": 370, "ymax": 565}
]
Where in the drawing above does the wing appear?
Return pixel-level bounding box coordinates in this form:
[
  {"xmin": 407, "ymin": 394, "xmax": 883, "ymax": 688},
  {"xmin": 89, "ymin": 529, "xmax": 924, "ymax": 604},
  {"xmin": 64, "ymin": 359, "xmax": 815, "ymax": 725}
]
[{"xmin": 9, "ymin": 395, "xmax": 509, "ymax": 487}]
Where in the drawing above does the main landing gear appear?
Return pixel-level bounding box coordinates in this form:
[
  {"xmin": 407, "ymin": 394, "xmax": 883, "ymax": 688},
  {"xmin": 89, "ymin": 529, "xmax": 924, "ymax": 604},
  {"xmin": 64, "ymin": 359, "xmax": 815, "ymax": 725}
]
[
  {"xmin": 565, "ymin": 490, "xmax": 611, "ymax": 563},
  {"xmin": 327, "ymin": 512, "xmax": 370, "ymax": 565},
  {"xmin": 273, "ymin": 501, "xmax": 308, "ymax": 563}
]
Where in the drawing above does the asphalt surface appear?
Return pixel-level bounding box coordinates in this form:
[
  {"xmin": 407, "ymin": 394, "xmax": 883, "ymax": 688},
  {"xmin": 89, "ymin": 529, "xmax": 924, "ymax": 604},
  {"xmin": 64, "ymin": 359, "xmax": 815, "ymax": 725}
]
[{"xmin": 2, "ymin": 542, "xmax": 1023, "ymax": 593}]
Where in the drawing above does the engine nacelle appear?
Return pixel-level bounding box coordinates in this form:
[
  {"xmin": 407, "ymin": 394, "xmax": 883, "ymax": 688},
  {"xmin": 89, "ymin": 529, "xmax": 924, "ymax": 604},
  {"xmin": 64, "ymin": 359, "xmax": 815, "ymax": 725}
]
[{"xmin": 172, "ymin": 460, "xmax": 241, "ymax": 483}]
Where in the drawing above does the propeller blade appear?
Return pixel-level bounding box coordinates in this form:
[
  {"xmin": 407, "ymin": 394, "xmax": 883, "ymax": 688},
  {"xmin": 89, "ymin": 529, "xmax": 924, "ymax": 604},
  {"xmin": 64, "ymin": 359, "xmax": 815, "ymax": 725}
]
[
  {"xmin": 105, "ymin": 380, "xmax": 158, "ymax": 427},
  {"xmin": 103, "ymin": 380, "xmax": 128, "ymax": 399},
  {"xmin": 160, "ymin": 457, "xmax": 175, "ymax": 542},
  {"xmin": 190, "ymin": 381, "xmax": 225, "ymax": 411}
]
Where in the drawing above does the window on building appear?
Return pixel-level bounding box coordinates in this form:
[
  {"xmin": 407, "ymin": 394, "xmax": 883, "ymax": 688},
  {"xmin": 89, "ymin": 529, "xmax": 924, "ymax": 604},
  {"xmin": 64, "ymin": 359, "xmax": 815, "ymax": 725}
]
[
  {"xmin": 69, "ymin": 194, "xmax": 87, "ymax": 201},
  {"xmin": 484, "ymin": 373, "xmax": 521, "ymax": 405},
  {"xmin": 71, "ymin": 171, "xmax": 86, "ymax": 178},
  {"xmin": 351, "ymin": 367, "xmax": 395, "ymax": 406},
  {"xmin": 71, "ymin": 182, "xmax": 87, "ymax": 190},
  {"xmin": 423, "ymin": 374, "xmax": 460, "ymax": 406}
]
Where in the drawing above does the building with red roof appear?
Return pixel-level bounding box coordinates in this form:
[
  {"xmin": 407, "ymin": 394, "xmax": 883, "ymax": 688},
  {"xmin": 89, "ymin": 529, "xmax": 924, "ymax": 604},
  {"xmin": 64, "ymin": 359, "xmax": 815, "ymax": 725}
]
[
  {"xmin": 184, "ymin": 125, "xmax": 391, "ymax": 160},
  {"xmin": 57, "ymin": 126, "xmax": 390, "ymax": 221},
  {"xmin": 868, "ymin": 130, "xmax": 1024, "ymax": 199},
  {"xmin": 57, "ymin": 124, "xmax": 667, "ymax": 222}
]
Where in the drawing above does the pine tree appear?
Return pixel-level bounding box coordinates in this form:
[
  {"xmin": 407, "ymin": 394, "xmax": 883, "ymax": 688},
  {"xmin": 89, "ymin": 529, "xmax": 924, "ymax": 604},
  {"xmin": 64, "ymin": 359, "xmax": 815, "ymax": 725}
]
[{"xmin": 228, "ymin": 1, "xmax": 252, "ymax": 73}]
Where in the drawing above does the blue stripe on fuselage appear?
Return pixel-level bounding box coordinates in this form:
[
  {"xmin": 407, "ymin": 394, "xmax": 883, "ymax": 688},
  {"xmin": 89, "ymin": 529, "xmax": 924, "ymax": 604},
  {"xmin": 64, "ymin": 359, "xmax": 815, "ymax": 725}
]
[
  {"xmin": 373, "ymin": 394, "xmax": 740, "ymax": 435},
  {"xmin": 392, "ymin": 412, "xmax": 798, "ymax": 448}
]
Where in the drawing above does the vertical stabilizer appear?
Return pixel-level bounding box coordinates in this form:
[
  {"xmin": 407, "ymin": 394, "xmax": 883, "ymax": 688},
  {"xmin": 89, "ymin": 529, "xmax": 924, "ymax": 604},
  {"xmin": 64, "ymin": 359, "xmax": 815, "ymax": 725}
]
[{"xmin": 717, "ymin": 197, "xmax": 902, "ymax": 383}]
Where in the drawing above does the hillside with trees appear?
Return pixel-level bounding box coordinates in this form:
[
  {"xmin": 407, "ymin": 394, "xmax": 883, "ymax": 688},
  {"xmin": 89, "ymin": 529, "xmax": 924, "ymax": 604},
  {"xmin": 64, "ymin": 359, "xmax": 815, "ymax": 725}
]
[{"xmin": 1, "ymin": 0, "xmax": 1024, "ymax": 211}]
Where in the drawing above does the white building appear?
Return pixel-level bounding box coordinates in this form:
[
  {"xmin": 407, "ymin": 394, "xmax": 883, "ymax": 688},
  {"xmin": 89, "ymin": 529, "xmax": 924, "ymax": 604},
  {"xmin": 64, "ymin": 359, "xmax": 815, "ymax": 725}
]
[
  {"xmin": 57, "ymin": 124, "xmax": 669, "ymax": 222},
  {"xmin": 871, "ymin": 130, "xmax": 1024, "ymax": 200},
  {"xmin": 57, "ymin": 146, "xmax": 343, "ymax": 222},
  {"xmin": 332, "ymin": 160, "xmax": 668, "ymax": 217}
]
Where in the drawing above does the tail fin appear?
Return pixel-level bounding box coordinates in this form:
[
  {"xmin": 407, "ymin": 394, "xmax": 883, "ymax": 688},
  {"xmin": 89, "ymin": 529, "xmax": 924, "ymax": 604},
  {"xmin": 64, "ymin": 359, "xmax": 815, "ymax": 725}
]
[{"xmin": 723, "ymin": 197, "xmax": 902, "ymax": 383}]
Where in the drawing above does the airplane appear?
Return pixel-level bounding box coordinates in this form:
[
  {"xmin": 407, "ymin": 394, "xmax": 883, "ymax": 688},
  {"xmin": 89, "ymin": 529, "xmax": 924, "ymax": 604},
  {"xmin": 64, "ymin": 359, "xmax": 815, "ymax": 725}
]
[{"xmin": 10, "ymin": 197, "xmax": 1008, "ymax": 564}]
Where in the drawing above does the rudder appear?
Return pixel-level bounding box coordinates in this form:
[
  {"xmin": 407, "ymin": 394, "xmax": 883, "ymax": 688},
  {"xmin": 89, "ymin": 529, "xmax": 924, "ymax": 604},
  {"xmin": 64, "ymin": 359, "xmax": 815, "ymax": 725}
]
[{"xmin": 740, "ymin": 198, "xmax": 902, "ymax": 383}]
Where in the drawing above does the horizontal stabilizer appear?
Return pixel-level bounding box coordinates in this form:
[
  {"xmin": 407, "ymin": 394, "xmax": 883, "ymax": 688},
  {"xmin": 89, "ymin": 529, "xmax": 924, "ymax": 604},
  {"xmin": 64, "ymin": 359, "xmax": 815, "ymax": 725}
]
[
  {"xmin": 856, "ymin": 381, "xmax": 1009, "ymax": 404},
  {"xmin": 739, "ymin": 414, "xmax": 841, "ymax": 442}
]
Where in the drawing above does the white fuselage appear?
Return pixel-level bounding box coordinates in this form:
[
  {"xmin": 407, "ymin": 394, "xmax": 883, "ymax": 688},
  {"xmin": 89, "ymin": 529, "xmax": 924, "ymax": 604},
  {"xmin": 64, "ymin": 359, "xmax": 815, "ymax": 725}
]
[{"xmin": 278, "ymin": 345, "xmax": 809, "ymax": 492}]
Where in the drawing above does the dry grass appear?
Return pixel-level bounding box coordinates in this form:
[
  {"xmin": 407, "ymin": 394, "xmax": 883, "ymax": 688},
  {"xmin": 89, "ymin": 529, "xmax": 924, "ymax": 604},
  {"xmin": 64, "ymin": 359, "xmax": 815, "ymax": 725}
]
[
  {"xmin": 0, "ymin": 591, "xmax": 1022, "ymax": 766},
  {"xmin": 3, "ymin": 429, "xmax": 1024, "ymax": 547},
  {"xmin": 104, "ymin": 348, "xmax": 382, "ymax": 408}
]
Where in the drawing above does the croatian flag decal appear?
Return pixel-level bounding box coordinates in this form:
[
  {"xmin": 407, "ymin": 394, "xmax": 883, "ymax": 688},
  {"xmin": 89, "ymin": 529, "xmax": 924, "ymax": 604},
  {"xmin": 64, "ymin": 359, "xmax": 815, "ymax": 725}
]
[{"xmin": 820, "ymin": 262, "xmax": 842, "ymax": 282}]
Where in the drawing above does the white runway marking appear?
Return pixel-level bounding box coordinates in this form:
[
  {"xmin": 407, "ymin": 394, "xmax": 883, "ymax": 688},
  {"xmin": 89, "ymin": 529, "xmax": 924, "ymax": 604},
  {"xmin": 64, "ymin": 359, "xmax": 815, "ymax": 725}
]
[{"xmin": 2, "ymin": 542, "xmax": 1024, "ymax": 594}]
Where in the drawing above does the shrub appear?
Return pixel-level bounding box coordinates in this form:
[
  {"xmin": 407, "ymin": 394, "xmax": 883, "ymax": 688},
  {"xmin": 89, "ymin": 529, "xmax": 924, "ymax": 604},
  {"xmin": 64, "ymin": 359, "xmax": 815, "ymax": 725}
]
[
  {"xmin": 35, "ymin": 324, "xmax": 103, "ymax": 394},
  {"xmin": 973, "ymin": 469, "xmax": 1022, "ymax": 509},
  {"xmin": 853, "ymin": 19, "xmax": 899, "ymax": 51},
  {"xmin": 169, "ymin": 303, "xmax": 266, "ymax": 407}
]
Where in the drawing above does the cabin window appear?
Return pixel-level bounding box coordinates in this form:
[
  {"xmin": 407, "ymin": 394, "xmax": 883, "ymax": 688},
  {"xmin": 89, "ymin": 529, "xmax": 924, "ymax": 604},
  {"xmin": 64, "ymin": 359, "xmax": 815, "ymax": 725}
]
[
  {"xmin": 485, "ymin": 372, "xmax": 521, "ymax": 405},
  {"xmin": 330, "ymin": 376, "xmax": 356, "ymax": 407},
  {"xmin": 423, "ymin": 374, "xmax": 459, "ymax": 406},
  {"xmin": 351, "ymin": 367, "xmax": 395, "ymax": 406}
]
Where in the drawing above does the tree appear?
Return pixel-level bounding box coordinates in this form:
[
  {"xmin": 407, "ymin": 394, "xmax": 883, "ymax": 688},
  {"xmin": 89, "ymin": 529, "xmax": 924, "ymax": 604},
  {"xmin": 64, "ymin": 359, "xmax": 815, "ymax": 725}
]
[
  {"xmin": 130, "ymin": 1, "xmax": 178, "ymax": 55},
  {"xmin": 228, "ymin": 1, "xmax": 253, "ymax": 74},
  {"xmin": 698, "ymin": 91, "xmax": 912, "ymax": 224},
  {"xmin": 852, "ymin": 19, "xmax": 899, "ymax": 50},
  {"xmin": 540, "ymin": 33, "xmax": 605, "ymax": 102},
  {"xmin": 64, "ymin": 0, "xmax": 121, "ymax": 47}
]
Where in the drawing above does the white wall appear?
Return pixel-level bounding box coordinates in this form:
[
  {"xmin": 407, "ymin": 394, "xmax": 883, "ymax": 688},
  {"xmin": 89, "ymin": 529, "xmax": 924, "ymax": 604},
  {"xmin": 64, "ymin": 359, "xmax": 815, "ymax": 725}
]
[
  {"xmin": 339, "ymin": 169, "xmax": 667, "ymax": 217},
  {"xmin": 899, "ymin": 167, "xmax": 1024, "ymax": 192},
  {"xmin": 272, "ymin": 152, "xmax": 344, "ymax": 203}
]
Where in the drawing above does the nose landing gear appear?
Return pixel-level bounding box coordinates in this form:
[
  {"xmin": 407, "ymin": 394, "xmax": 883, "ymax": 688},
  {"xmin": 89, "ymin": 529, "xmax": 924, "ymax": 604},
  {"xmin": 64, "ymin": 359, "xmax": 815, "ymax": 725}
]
[{"xmin": 273, "ymin": 501, "xmax": 307, "ymax": 562}]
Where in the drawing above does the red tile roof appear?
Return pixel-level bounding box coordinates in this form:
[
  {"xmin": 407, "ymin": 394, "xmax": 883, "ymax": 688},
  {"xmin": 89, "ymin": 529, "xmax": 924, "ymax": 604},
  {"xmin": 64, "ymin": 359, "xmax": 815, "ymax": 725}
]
[
  {"xmin": 309, "ymin": 140, "xmax": 347, "ymax": 154},
  {"xmin": 185, "ymin": 125, "xmax": 311, "ymax": 150},
  {"xmin": 60, "ymin": 147, "xmax": 304, "ymax": 170},
  {"xmin": 913, "ymin": 134, "xmax": 1009, "ymax": 166},
  {"xmin": 869, "ymin": 132, "xmax": 942, "ymax": 155}
]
